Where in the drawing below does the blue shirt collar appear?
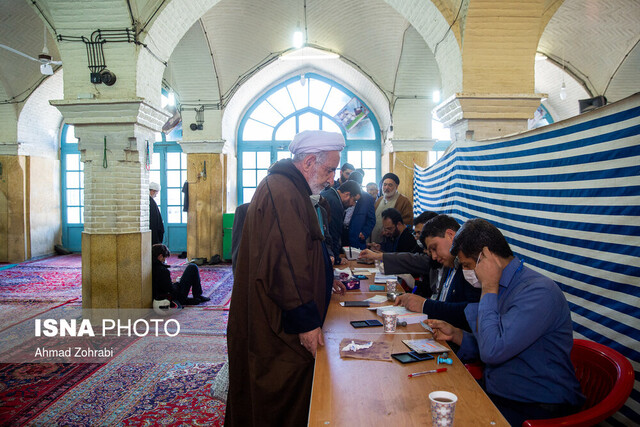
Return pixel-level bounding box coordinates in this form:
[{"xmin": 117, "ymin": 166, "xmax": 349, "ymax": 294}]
[{"xmin": 499, "ymin": 256, "xmax": 522, "ymax": 289}]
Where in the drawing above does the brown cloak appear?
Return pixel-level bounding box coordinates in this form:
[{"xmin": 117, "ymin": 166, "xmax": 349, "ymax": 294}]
[{"xmin": 225, "ymin": 159, "xmax": 329, "ymax": 427}]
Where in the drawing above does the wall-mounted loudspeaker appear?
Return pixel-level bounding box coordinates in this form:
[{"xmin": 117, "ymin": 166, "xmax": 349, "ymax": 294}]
[
  {"xmin": 579, "ymin": 96, "xmax": 607, "ymax": 114},
  {"xmin": 100, "ymin": 69, "xmax": 117, "ymax": 86}
]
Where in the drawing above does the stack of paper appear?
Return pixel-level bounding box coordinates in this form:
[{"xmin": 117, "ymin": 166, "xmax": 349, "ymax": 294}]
[
  {"xmin": 374, "ymin": 273, "xmax": 397, "ymax": 283},
  {"xmin": 372, "ymin": 305, "xmax": 429, "ymax": 324}
]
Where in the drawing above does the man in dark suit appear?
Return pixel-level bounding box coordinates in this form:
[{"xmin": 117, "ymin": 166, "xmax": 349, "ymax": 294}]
[
  {"xmin": 149, "ymin": 182, "xmax": 164, "ymax": 245},
  {"xmin": 393, "ymin": 214, "xmax": 481, "ymax": 330}
]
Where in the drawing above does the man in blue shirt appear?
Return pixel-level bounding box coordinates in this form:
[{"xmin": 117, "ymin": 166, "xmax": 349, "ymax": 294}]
[{"xmin": 428, "ymin": 218, "xmax": 584, "ymax": 426}]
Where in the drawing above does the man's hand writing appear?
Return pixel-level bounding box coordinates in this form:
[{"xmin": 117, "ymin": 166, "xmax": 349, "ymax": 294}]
[
  {"xmin": 427, "ymin": 319, "xmax": 463, "ymax": 345},
  {"xmin": 394, "ymin": 293, "xmax": 426, "ymax": 313}
]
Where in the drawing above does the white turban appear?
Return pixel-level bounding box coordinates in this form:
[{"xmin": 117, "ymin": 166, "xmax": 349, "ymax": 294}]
[
  {"xmin": 149, "ymin": 182, "xmax": 161, "ymax": 191},
  {"xmin": 288, "ymin": 130, "xmax": 345, "ymax": 154}
]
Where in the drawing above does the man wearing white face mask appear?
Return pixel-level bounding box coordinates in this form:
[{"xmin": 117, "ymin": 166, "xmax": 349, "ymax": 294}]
[{"xmin": 427, "ymin": 218, "xmax": 584, "ymax": 426}]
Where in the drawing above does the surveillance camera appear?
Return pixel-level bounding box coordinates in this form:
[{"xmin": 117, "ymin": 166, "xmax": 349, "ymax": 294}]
[{"xmin": 100, "ymin": 69, "xmax": 117, "ymax": 86}]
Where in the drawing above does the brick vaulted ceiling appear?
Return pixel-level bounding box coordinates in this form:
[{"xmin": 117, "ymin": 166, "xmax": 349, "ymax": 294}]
[{"xmin": 0, "ymin": 0, "xmax": 638, "ymax": 128}]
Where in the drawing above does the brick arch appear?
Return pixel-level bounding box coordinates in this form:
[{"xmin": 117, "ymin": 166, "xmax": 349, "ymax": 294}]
[
  {"xmin": 136, "ymin": 0, "xmax": 222, "ymax": 104},
  {"xmin": 16, "ymin": 71, "xmax": 64, "ymax": 158},
  {"xmin": 383, "ymin": 0, "xmax": 463, "ymax": 97},
  {"xmin": 222, "ymin": 61, "xmax": 391, "ymax": 156},
  {"xmin": 140, "ymin": 0, "xmax": 462, "ymax": 105}
]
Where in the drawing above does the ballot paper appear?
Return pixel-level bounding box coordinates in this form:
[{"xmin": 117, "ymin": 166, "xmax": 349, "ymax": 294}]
[
  {"xmin": 353, "ymin": 267, "xmax": 378, "ymax": 275},
  {"xmin": 364, "ymin": 295, "xmax": 388, "ymax": 304},
  {"xmin": 342, "ymin": 246, "xmax": 362, "ymax": 260},
  {"xmin": 371, "ymin": 305, "xmax": 429, "ymax": 324},
  {"xmin": 402, "ymin": 338, "xmax": 449, "ymax": 354}
]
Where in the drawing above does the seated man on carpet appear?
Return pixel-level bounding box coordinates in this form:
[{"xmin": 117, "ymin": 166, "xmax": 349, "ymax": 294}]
[
  {"xmin": 427, "ymin": 218, "xmax": 584, "ymax": 426},
  {"xmin": 152, "ymin": 244, "xmax": 210, "ymax": 305}
]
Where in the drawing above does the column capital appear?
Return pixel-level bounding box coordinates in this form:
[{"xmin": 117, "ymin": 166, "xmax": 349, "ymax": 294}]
[
  {"xmin": 387, "ymin": 139, "xmax": 438, "ymax": 152},
  {"xmin": 50, "ymin": 98, "xmax": 170, "ymax": 133},
  {"xmin": 433, "ymin": 92, "xmax": 545, "ymax": 141},
  {"xmin": 179, "ymin": 140, "xmax": 226, "ymax": 154},
  {"xmin": 434, "ymin": 93, "xmax": 545, "ymax": 126}
]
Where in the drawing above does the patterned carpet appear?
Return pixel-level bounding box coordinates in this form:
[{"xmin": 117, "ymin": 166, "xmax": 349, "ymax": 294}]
[
  {"xmin": 0, "ymin": 299, "xmax": 77, "ymax": 333},
  {"xmin": 0, "ymin": 255, "xmax": 232, "ymax": 426},
  {"xmin": 29, "ymin": 336, "xmax": 228, "ymax": 426},
  {"xmin": 0, "ymin": 259, "xmax": 233, "ymax": 306}
]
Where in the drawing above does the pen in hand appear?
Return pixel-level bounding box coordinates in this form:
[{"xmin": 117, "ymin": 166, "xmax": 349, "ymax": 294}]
[{"xmin": 408, "ymin": 367, "xmax": 447, "ymax": 378}]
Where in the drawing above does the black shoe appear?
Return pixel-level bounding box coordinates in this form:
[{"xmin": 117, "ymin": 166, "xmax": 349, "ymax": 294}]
[
  {"xmin": 208, "ymin": 255, "xmax": 222, "ymax": 265},
  {"xmin": 178, "ymin": 251, "xmax": 187, "ymax": 259},
  {"xmin": 180, "ymin": 297, "xmax": 200, "ymax": 306},
  {"xmin": 197, "ymin": 296, "xmax": 211, "ymax": 303}
]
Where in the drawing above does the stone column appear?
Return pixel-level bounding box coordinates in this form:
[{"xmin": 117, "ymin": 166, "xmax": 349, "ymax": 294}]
[
  {"xmin": 385, "ymin": 139, "xmax": 433, "ymax": 208},
  {"xmin": 179, "ymin": 140, "xmax": 226, "ymax": 261},
  {"xmin": 52, "ymin": 99, "xmax": 169, "ymax": 309},
  {"xmin": 434, "ymin": 93, "xmax": 543, "ymax": 142},
  {"xmin": 0, "ymin": 147, "xmax": 28, "ymax": 262}
]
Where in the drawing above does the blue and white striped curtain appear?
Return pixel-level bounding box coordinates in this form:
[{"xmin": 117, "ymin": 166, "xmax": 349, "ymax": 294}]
[{"xmin": 413, "ymin": 93, "xmax": 640, "ymax": 426}]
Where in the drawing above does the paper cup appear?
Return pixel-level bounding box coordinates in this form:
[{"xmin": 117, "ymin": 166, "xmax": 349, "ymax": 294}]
[
  {"xmin": 381, "ymin": 310, "xmax": 397, "ymax": 333},
  {"xmin": 429, "ymin": 391, "xmax": 457, "ymax": 426},
  {"xmin": 386, "ymin": 279, "xmax": 398, "ymax": 294}
]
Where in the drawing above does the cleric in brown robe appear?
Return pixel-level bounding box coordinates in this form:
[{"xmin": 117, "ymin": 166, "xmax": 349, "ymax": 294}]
[{"xmin": 225, "ymin": 130, "xmax": 346, "ymax": 426}]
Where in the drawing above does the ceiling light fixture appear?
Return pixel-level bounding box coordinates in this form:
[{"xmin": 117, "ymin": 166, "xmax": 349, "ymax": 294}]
[
  {"xmin": 432, "ymin": 90, "xmax": 441, "ymax": 103},
  {"xmin": 559, "ymin": 49, "xmax": 567, "ymax": 101},
  {"xmin": 293, "ymin": 22, "xmax": 304, "ymax": 49}
]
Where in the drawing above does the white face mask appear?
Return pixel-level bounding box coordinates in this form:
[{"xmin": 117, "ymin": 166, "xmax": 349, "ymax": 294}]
[{"xmin": 463, "ymin": 269, "xmax": 482, "ymax": 288}]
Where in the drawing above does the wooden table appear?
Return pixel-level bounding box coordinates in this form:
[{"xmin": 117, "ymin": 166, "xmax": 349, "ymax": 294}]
[{"xmin": 308, "ymin": 262, "xmax": 508, "ymax": 426}]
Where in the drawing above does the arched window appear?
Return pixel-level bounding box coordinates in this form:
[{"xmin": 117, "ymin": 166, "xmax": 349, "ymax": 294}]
[{"xmin": 237, "ymin": 73, "xmax": 381, "ymax": 203}]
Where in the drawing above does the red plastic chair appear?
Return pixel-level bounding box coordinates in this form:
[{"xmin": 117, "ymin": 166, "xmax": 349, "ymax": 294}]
[
  {"xmin": 464, "ymin": 361, "xmax": 484, "ymax": 380},
  {"xmin": 523, "ymin": 339, "xmax": 634, "ymax": 427}
]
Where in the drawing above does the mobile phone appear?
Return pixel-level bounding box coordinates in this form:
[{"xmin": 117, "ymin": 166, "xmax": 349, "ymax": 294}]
[
  {"xmin": 343, "ymin": 301, "xmax": 370, "ymax": 307},
  {"xmin": 391, "ymin": 351, "xmax": 434, "ymax": 363},
  {"xmin": 350, "ymin": 319, "xmax": 383, "ymax": 328},
  {"xmin": 354, "ymin": 274, "xmax": 368, "ymax": 280}
]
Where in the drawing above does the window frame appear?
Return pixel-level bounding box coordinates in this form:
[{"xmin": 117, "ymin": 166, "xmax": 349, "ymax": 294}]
[{"xmin": 237, "ymin": 73, "xmax": 381, "ymax": 203}]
